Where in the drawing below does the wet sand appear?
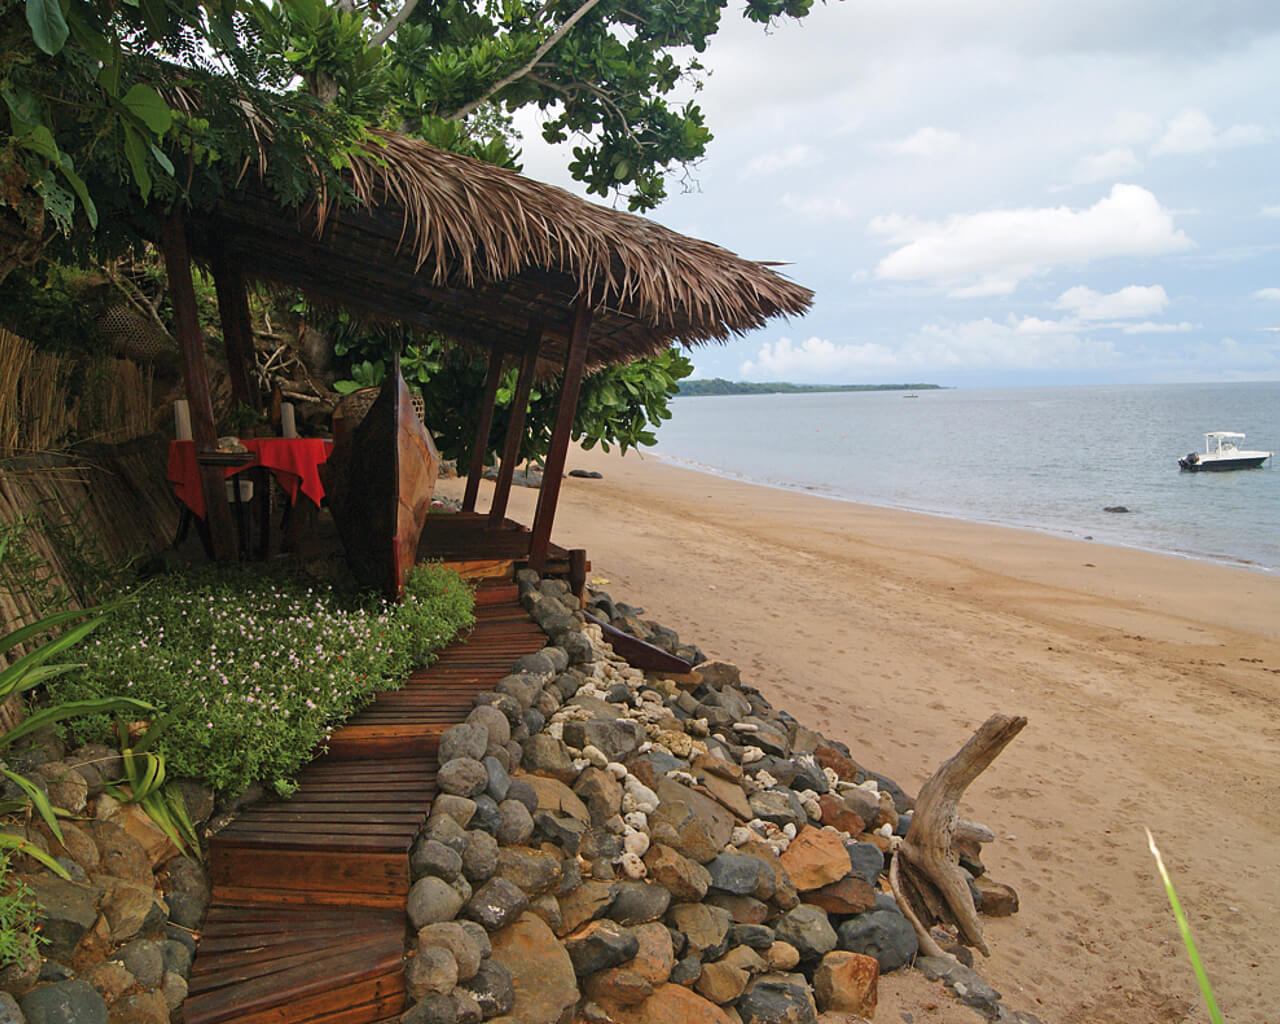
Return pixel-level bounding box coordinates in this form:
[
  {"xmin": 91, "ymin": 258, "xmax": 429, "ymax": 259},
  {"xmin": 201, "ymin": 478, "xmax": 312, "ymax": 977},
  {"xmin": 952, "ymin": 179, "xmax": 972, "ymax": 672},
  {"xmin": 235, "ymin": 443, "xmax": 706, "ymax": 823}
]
[{"xmin": 437, "ymin": 446, "xmax": 1280, "ymax": 1024}]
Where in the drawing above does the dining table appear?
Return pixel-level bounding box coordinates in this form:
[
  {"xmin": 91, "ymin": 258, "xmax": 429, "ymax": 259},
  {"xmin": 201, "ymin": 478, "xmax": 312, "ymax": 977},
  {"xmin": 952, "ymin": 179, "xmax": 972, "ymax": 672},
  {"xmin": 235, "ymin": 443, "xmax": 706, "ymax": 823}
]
[{"xmin": 167, "ymin": 438, "xmax": 333, "ymax": 556}]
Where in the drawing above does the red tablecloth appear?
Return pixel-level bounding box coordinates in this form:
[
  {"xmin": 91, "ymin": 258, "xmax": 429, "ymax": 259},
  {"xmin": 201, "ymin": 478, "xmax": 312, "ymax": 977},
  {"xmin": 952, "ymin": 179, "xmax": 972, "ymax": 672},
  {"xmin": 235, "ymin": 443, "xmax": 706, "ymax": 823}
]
[{"xmin": 167, "ymin": 439, "xmax": 332, "ymax": 519}]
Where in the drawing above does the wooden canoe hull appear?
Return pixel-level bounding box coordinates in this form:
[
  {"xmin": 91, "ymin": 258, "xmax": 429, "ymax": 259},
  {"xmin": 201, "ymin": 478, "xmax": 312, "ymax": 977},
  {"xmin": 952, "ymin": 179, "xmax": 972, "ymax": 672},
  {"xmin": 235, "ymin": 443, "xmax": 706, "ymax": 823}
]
[{"xmin": 322, "ymin": 369, "xmax": 439, "ymax": 599}]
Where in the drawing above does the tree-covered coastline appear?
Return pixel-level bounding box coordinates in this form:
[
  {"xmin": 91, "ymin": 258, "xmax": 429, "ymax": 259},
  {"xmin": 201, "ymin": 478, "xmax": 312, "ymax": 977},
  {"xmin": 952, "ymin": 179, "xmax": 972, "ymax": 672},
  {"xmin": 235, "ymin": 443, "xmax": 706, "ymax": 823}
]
[{"xmin": 676, "ymin": 379, "xmax": 942, "ymax": 397}]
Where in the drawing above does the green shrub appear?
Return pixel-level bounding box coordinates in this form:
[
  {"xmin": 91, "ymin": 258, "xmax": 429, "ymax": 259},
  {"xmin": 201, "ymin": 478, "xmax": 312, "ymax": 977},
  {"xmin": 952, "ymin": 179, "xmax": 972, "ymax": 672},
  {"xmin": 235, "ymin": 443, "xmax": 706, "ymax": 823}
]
[
  {"xmin": 0, "ymin": 852, "xmax": 40, "ymax": 967},
  {"xmin": 48, "ymin": 563, "xmax": 474, "ymax": 796}
]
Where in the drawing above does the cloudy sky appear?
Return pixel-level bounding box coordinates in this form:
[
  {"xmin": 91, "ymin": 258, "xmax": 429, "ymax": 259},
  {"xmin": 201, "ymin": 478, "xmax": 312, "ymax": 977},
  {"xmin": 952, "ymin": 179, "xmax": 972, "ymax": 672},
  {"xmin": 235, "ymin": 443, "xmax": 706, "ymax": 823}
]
[{"xmin": 516, "ymin": 0, "xmax": 1280, "ymax": 387}]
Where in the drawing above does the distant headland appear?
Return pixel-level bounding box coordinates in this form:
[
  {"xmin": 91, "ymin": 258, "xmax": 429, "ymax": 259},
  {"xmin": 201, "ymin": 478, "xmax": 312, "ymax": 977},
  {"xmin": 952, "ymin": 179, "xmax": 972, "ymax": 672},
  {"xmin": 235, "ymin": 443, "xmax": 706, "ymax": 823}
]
[{"xmin": 675, "ymin": 378, "xmax": 943, "ymax": 397}]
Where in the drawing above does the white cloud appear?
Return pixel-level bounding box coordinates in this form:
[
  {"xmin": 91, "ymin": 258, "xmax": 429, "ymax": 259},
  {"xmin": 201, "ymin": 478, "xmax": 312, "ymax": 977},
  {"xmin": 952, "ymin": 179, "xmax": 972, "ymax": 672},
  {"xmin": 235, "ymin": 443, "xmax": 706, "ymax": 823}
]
[
  {"xmin": 1152, "ymin": 109, "xmax": 1268, "ymax": 155},
  {"xmin": 875, "ymin": 127, "xmax": 963, "ymax": 158},
  {"xmin": 743, "ymin": 144, "xmax": 818, "ymax": 178},
  {"xmin": 738, "ymin": 317, "xmax": 1122, "ymax": 379},
  {"xmin": 1254, "ymin": 287, "xmax": 1280, "ymax": 300},
  {"xmin": 871, "ymin": 184, "xmax": 1193, "ymax": 296},
  {"xmin": 779, "ymin": 193, "xmax": 854, "ymax": 219},
  {"xmin": 1263, "ymin": 205, "xmax": 1280, "ymax": 218},
  {"xmin": 1055, "ymin": 284, "xmax": 1169, "ymax": 319},
  {"xmin": 1076, "ymin": 147, "xmax": 1142, "ymax": 183},
  {"xmin": 1107, "ymin": 110, "xmax": 1159, "ymax": 146},
  {"xmin": 1120, "ymin": 321, "xmax": 1195, "ymax": 334}
]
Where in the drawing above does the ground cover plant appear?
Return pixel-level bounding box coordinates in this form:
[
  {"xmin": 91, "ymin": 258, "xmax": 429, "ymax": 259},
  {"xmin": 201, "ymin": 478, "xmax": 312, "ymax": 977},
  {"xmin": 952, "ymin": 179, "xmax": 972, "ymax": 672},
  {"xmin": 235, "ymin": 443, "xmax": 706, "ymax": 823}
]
[{"xmin": 47, "ymin": 562, "xmax": 474, "ymax": 797}]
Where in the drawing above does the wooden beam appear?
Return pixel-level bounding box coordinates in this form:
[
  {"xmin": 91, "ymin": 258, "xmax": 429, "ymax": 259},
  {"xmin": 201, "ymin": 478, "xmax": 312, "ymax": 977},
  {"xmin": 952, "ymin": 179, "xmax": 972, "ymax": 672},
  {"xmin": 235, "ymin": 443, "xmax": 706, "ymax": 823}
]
[
  {"xmin": 158, "ymin": 208, "xmax": 239, "ymax": 561},
  {"xmin": 488, "ymin": 327, "xmax": 542, "ymax": 526},
  {"xmin": 529, "ymin": 299, "xmax": 591, "ymax": 570},
  {"xmin": 209, "ymin": 247, "xmax": 260, "ymax": 412},
  {"xmin": 463, "ymin": 346, "xmax": 508, "ymax": 513}
]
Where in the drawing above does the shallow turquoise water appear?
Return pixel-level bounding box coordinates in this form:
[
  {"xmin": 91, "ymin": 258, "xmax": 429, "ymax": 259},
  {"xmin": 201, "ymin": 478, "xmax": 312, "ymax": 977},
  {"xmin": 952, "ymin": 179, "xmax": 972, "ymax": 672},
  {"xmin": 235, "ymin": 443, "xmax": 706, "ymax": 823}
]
[{"xmin": 653, "ymin": 382, "xmax": 1280, "ymax": 572}]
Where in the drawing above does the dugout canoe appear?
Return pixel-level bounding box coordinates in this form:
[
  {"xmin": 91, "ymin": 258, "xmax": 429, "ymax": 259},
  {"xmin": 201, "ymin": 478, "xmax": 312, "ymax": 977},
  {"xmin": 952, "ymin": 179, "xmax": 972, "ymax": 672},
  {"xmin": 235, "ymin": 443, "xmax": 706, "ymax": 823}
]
[{"xmin": 322, "ymin": 364, "xmax": 440, "ymax": 599}]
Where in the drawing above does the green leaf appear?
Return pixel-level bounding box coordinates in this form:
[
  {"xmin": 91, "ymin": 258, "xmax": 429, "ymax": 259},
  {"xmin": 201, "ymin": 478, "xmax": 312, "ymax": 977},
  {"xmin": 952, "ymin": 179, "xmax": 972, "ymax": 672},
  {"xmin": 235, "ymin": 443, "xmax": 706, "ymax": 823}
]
[
  {"xmin": 55, "ymin": 157, "xmax": 99, "ymax": 229},
  {"xmin": 122, "ymin": 84, "xmax": 173, "ymax": 135},
  {"xmin": 149, "ymin": 143, "xmax": 175, "ymax": 176},
  {"xmin": 0, "ymin": 697, "xmax": 154, "ymax": 750},
  {"xmin": 26, "ymin": 0, "xmax": 69, "ymax": 55},
  {"xmin": 2, "ymin": 769, "xmax": 65, "ymax": 844},
  {"xmin": 2, "ymin": 88, "xmax": 41, "ymax": 136},
  {"xmin": 0, "ymin": 613, "xmax": 108, "ymax": 700},
  {"xmin": 16, "ymin": 124, "xmax": 59, "ymax": 163},
  {"xmin": 0, "ymin": 833, "xmax": 70, "ymax": 879},
  {"xmin": 123, "ymin": 126, "xmax": 152, "ymax": 201}
]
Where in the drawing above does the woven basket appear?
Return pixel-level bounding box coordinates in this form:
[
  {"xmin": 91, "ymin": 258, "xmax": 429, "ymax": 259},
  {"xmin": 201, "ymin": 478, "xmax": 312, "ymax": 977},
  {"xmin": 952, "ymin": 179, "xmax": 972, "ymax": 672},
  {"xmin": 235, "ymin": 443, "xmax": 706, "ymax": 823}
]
[{"xmin": 334, "ymin": 386, "xmax": 427, "ymax": 434}]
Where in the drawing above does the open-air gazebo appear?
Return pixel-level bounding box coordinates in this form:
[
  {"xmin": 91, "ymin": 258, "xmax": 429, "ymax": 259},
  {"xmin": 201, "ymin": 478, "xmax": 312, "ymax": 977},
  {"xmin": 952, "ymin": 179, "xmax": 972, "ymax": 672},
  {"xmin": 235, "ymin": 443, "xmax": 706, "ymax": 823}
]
[
  {"xmin": 165, "ymin": 132, "xmax": 813, "ymax": 1024},
  {"xmin": 159, "ymin": 129, "xmax": 812, "ymax": 585}
]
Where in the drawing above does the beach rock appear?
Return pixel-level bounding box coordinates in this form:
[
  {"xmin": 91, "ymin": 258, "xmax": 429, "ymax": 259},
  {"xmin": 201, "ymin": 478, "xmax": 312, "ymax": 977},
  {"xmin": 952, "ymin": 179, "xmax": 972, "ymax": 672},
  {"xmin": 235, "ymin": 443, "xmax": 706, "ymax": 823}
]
[
  {"xmin": 432, "ymin": 795, "xmax": 479, "ymax": 829},
  {"xmin": 666, "ymin": 904, "xmax": 731, "ymax": 960},
  {"xmin": 704, "ymin": 891, "xmax": 769, "ymax": 925},
  {"xmin": 558, "ymin": 880, "xmax": 615, "ymax": 935},
  {"xmin": 496, "ymin": 847, "xmax": 561, "ymax": 895},
  {"xmin": 643, "ymin": 845, "xmax": 711, "ymax": 902},
  {"xmin": 495, "ymin": 800, "xmax": 535, "ymax": 846},
  {"xmin": 468, "ymin": 706, "xmax": 513, "ymax": 750},
  {"xmin": 104, "ymin": 990, "xmax": 169, "ymax": 1024},
  {"xmin": 562, "ymin": 720, "xmax": 643, "ymax": 762},
  {"xmin": 458, "ymin": 959, "xmax": 516, "ymax": 1018},
  {"xmin": 669, "ymin": 955, "xmax": 702, "ymax": 986},
  {"xmin": 974, "ymin": 877, "xmax": 1019, "ymax": 917},
  {"xmin": 420, "ymin": 923, "xmax": 483, "ymax": 982},
  {"xmin": 694, "ymin": 959, "xmax": 749, "ymax": 1004},
  {"xmin": 402, "ymin": 993, "xmax": 457, "ymax": 1024},
  {"xmin": 694, "ymin": 662, "xmax": 741, "ymax": 689},
  {"xmin": 746, "ymin": 790, "xmax": 805, "ymax": 830},
  {"xmin": 705, "ymin": 854, "xmax": 772, "ymax": 898},
  {"xmin": 574, "ymin": 767, "xmax": 623, "ymax": 824},
  {"xmin": 778, "ymin": 827, "xmax": 850, "ymax": 891},
  {"xmin": 19, "ymin": 980, "xmax": 108, "ymax": 1024},
  {"xmin": 608, "ymin": 882, "xmax": 671, "ymax": 926},
  {"xmin": 584, "ymin": 966, "xmax": 654, "ymax": 1007},
  {"xmin": 488, "ymin": 913, "xmax": 578, "ymax": 1024},
  {"xmin": 406, "ymin": 946, "xmax": 459, "ymax": 999},
  {"xmin": 735, "ymin": 977, "xmax": 816, "ymax": 1024},
  {"xmin": 462, "ymin": 829, "xmax": 499, "ymax": 883},
  {"xmin": 765, "ymin": 942, "xmax": 800, "ymax": 972},
  {"xmin": 521, "ymin": 736, "xmax": 579, "ymax": 785},
  {"xmin": 835, "ymin": 909, "xmax": 918, "ymax": 972},
  {"xmin": 565, "ymin": 919, "xmax": 640, "ymax": 975},
  {"xmin": 439, "ymin": 758, "xmax": 490, "ymax": 798},
  {"xmin": 569, "ymin": 469, "xmax": 603, "ymax": 479},
  {"xmin": 844, "ymin": 841, "xmax": 884, "ymax": 887},
  {"xmin": 802, "ymin": 875, "xmax": 875, "ymax": 916},
  {"xmin": 83, "ymin": 821, "xmax": 151, "ymax": 884},
  {"xmin": 414, "ymin": 838, "xmax": 464, "ymax": 882},
  {"xmin": 497, "ymin": 673, "xmax": 545, "ymax": 711},
  {"xmin": 813, "ymin": 951, "xmax": 878, "ymax": 1015},
  {"xmin": 625, "ymin": 921, "xmax": 675, "ymax": 986},
  {"xmin": 728, "ymin": 924, "xmax": 775, "ymax": 951},
  {"xmin": 915, "ymin": 956, "xmax": 1003, "ymax": 1017},
  {"xmin": 409, "ymin": 877, "xmax": 466, "ymax": 928},
  {"xmin": 649, "ymin": 780, "xmax": 735, "ymax": 864},
  {"xmin": 465, "ymin": 877, "xmax": 529, "ymax": 931},
  {"xmin": 422, "ymin": 813, "xmax": 471, "ymax": 855},
  {"xmin": 773, "ymin": 905, "xmax": 837, "ymax": 961},
  {"xmin": 25, "ymin": 877, "xmax": 100, "ymax": 960},
  {"xmin": 737, "ymin": 841, "xmax": 798, "ymax": 910},
  {"xmin": 816, "ymin": 794, "xmax": 865, "ymax": 835},
  {"xmin": 440, "ymin": 723, "xmax": 490, "ymax": 763},
  {"xmin": 117, "ymin": 937, "xmax": 165, "ymax": 988}
]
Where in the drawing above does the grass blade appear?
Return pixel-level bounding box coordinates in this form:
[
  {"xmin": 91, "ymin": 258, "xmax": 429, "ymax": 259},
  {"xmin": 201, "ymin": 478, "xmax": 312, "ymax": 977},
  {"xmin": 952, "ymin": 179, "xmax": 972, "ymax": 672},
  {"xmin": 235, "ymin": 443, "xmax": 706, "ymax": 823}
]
[{"xmin": 1145, "ymin": 828, "xmax": 1225, "ymax": 1024}]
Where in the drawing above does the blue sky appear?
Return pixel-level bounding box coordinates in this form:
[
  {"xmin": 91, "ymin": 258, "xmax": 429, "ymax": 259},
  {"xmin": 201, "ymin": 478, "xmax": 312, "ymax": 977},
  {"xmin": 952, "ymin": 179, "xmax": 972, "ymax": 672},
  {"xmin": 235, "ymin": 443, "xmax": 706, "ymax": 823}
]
[{"xmin": 515, "ymin": 0, "xmax": 1280, "ymax": 387}]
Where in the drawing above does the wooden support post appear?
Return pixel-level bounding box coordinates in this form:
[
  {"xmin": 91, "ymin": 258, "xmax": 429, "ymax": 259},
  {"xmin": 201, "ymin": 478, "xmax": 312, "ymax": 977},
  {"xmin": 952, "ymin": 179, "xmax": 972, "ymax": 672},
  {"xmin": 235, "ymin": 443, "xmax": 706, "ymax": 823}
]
[
  {"xmin": 209, "ymin": 248, "xmax": 260, "ymax": 412},
  {"xmin": 569, "ymin": 548, "xmax": 588, "ymax": 604},
  {"xmin": 463, "ymin": 345, "xmax": 509, "ymax": 513},
  {"xmin": 158, "ymin": 209, "xmax": 238, "ymax": 561},
  {"xmin": 488, "ymin": 327, "xmax": 542, "ymax": 527},
  {"xmin": 529, "ymin": 299, "xmax": 591, "ymax": 571}
]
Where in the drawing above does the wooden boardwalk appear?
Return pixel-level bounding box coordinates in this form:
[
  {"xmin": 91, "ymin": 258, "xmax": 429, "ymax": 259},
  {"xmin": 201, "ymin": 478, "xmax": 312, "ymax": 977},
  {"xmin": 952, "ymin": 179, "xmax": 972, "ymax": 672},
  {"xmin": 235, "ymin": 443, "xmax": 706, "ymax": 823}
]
[{"xmin": 184, "ymin": 581, "xmax": 547, "ymax": 1024}]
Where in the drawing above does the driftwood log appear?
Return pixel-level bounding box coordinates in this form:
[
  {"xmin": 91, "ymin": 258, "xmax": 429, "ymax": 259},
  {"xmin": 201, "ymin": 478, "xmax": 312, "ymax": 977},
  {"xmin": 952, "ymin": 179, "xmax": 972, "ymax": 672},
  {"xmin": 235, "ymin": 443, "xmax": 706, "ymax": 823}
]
[{"xmin": 890, "ymin": 713, "xmax": 1027, "ymax": 960}]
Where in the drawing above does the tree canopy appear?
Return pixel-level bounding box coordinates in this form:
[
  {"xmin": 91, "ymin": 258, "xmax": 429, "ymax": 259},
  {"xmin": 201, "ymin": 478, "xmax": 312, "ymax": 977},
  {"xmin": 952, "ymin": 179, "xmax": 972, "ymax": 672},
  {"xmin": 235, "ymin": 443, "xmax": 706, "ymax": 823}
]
[{"xmin": 2, "ymin": 0, "xmax": 814, "ymax": 278}]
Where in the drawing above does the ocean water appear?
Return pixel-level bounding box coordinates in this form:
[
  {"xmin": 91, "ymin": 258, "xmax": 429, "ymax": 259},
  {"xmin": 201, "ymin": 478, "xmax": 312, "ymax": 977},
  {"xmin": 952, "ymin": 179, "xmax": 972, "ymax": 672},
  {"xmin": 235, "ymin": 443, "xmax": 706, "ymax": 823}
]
[{"xmin": 652, "ymin": 382, "xmax": 1280, "ymax": 573}]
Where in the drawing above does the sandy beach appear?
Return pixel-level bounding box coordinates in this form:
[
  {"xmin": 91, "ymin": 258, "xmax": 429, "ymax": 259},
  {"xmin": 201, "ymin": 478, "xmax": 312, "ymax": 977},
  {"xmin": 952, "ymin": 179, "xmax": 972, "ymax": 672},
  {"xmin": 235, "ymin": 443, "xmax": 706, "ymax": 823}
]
[{"xmin": 437, "ymin": 445, "xmax": 1280, "ymax": 1024}]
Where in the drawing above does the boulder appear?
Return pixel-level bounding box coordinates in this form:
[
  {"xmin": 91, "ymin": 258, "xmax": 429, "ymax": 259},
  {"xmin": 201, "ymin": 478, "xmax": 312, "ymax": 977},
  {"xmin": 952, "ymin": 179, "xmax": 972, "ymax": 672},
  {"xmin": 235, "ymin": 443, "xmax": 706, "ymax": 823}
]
[
  {"xmin": 844, "ymin": 841, "xmax": 884, "ymax": 887},
  {"xmin": 457, "ymin": 959, "xmax": 516, "ymax": 1018},
  {"xmin": 801, "ymin": 875, "xmax": 875, "ymax": 916},
  {"xmin": 666, "ymin": 903, "xmax": 731, "ymax": 960},
  {"xmin": 406, "ymin": 947, "xmax": 459, "ymax": 1000},
  {"xmin": 519, "ymin": 774, "xmax": 590, "ymax": 821},
  {"xmin": 464, "ymin": 877, "xmax": 529, "ymax": 931},
  {"xmin": 495, "ymin": 847, "xmax": 561, "ymax": 896},
  {"xmin": 413, "ymin": 838, "xmax": 464, "ymax": 882},
  {"xmin": 772, "ymin": 906, "xmax": 837, "ymax": 961},
  {"xmin": 488, "ymin": 913, "xmax": 578, "ymax": 1024},
  {"xmin": 835, "ymin": 909, "xmax": 918, "ymax": 972},
  {"xmin": 607, "ymin": 882, "xmax": 670, "ymax": 926},
  {"xmin": 462, "ymin": 830, "xmax": 500, "ymax": 883},
  {"xmin": 520, "ymin": 735, "xmax": 579, "ymax": 785},
  {"xmin": 408, "ymin": 876, "xmax": 466, "ymax": 928},
  {"xmin": 693, "ymin": 960, "xmax": 748, "ymax": 1005},
  {"xmin": 573, "ymin": 768, "xmax": 623, "ymax": 825},
  {"xmin": 642, "ymin": 845, "xmax": 710, "ymax": 902},
  {"xmin": 418, "ymin": 922, "xmax": 483, "ymax": 982},
  {"xmin": 439, "ymin": 758, "xmax": 490, "ymax": 798},
  {"xmin": 19, "ymin": 980, "xmax": 108, "ymax": 1024},
  {"xmin": 565, "ymin": 919, "xmax": 640, "ymax": 975},
  {"xmin": 439, "ymin": 723, "xmax": 490, "ymax": 764},
  {"xmin": 495, "ymin": 800, "xmax": 535, "ymax": 846},
  {"xmin": 735, "ymin": 977, "xmax": 816, "ymax": 1024},
  {"xmin": 599, "ymin": 982, "xmax": 737, "ymax": 1024},
  {"xmin": 561, "ymin": 720, "xmax": 642, "ymax": 762},
  {"xmin": 25, "ymin": 877, "xmax": 101, "ymax": 960},
  {"xmin": 705, "ymin": 854, "xmax": 772, "ymax": 898},
  {"xmin": 777, "ymin": 827, "xmax": 850, "ymax": 892},
  {"xmin": 649, "ymin": 780, "xmax": 734, "ymax": 864},
  {"xmin": 816, "ymin": 794, "xmax": 865, "ymax": 835},
  {"xmin": 557, "ymin": 879, "xmax": 615, "ymax": 935},
  {"xmin": 813, "ymin": 951, "xmax": 878, "ymax": 1015}
]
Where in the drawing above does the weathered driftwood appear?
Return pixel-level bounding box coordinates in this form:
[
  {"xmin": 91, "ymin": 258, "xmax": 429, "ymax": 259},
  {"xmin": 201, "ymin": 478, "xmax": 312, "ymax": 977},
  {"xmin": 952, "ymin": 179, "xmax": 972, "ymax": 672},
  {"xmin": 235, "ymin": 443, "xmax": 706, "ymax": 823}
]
[{"xmin": 890, "ymin": 713, "xmax": 1027, "ymax": 960}]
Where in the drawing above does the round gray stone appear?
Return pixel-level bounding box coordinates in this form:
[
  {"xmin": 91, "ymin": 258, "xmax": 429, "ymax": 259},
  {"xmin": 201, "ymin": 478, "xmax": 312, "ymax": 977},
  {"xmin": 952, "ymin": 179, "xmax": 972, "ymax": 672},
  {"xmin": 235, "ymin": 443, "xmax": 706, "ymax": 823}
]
[
  {"xmin": 495, "ymin": 800, "xmax": 534, "ymax": 846},
  {"xmin": 20, "ymin": 980, "xmax": 108, "ymax": 1024},
  {"xmin": 440, "ymin": 723, "xmax": 490, "ymax": 764},
  {"xmin": 438, "ymin": 759, "xmax": 489, "ymax": 798},
  {"xmin": 408, "ymin": 876, "xmax": 466, "ymax": 928}
]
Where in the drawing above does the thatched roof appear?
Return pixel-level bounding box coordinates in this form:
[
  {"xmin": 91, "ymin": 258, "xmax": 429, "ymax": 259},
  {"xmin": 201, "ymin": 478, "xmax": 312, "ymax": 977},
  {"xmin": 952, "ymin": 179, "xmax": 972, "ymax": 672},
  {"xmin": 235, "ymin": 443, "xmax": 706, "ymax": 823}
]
[{"xmin": 184, "ymin": 129, "xmax": 812, "ymax": 369}]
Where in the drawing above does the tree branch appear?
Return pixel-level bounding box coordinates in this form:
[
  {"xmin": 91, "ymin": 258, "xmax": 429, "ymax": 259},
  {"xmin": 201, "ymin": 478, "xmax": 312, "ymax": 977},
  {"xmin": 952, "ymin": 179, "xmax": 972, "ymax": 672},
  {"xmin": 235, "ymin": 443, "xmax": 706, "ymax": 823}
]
[
  {"xmin": 367, "ymin": 0, "xmax": 421, "ymax": 48},
  {"xmin": 447, "ymin": 0, "xmax": 606, "ymax": 121}
]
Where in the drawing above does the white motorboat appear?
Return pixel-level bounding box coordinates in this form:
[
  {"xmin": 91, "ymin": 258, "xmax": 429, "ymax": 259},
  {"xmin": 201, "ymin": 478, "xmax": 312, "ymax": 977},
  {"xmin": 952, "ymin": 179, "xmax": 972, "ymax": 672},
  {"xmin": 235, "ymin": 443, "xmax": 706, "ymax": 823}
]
[{"xmin": 1179, "ymin": 432, "xmax": 1272, "ymax": 472}]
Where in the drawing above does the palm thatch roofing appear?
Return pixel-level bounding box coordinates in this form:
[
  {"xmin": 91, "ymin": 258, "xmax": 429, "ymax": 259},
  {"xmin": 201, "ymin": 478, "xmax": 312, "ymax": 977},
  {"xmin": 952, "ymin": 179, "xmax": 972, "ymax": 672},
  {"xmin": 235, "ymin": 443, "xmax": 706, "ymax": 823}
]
[{"xmin": 184, "ymin": 129, "xmax": 813, "ymax": 370}]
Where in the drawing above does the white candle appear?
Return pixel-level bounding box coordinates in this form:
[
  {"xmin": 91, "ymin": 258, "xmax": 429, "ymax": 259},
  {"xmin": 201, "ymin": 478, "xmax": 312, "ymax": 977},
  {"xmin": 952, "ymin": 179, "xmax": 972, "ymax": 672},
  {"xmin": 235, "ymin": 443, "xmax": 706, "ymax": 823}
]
[
  {"xmin": 281, "ymin": 403, "xmax": 298, "ymax": 438},
  {"xmin": 174, "ymin": 400, "xmax": 192, "ymax": 440}
]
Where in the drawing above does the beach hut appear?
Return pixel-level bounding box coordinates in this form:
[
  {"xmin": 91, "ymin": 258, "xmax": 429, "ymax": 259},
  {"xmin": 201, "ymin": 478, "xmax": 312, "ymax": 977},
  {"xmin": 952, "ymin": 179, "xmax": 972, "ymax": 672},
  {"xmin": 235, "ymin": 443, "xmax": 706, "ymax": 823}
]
[{"xmin": 158, "ymin": 127, "xmax": 813, "ymax": 591}]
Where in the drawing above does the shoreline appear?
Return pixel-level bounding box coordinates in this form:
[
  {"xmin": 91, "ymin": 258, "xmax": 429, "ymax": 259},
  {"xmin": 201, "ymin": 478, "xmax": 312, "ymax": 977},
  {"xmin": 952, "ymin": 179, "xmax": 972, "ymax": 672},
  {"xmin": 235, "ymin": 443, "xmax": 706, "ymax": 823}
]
[
  {"xmin": 435, "ymin": 445, "xmax": 1280, "ymax": 1023},
  {"xmin": 649, "ymin": 449, "xmax": 1280, "ymax": 578}
]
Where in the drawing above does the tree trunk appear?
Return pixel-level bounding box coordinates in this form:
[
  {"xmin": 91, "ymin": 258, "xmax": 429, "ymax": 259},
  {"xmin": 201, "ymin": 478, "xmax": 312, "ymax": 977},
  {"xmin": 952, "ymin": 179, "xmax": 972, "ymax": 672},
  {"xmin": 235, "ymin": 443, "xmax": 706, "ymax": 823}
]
[{"xmin": 890, "ymin": 713, "xmax": 1027, "ymax": 959}]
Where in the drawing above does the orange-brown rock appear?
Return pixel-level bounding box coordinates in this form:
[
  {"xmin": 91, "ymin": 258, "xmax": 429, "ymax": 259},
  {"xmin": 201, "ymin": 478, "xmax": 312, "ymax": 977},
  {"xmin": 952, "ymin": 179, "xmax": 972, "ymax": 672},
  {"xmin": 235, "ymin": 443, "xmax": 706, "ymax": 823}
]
[
  {"xmin": 813, "ymin": 746, "xmax": 860, "ymax": 783},
  {"xmin": 519, "ymin": 773, "xmax": 591, "ymax": 822},
  {"xmin": 489, "ymin": 912, "xmax": 579, "ymax": 1024},
  {"xmin": 628, "ymin": 922, "xmax": 675, "ymax": 985},
  {"xmin": 643, "ymin": 844, "xmax": 711, "ymax": 902},
  {"xmin": 778, "ymin": 826, "xmax": 851, "ymax": 892},
  {"xmin": 802, "ymin": 875, "xmax": 876, "ymax": 916},
  {"xmin": 816, "ymin": 793, "xmax": 866, "ymax": 836},
  {"xmin": 596, "ymin": 981, "xmax": 738, "ymax": 1024},
  {"xmin": 813, "ymin": 950, "xmax": 879, "ymax": 1015},
  {"xmin": 693, "ymin": 960, "xmax": 749, "ymax": 1005},
  {"xmin": 692, "ymin": 754, "xmax": 743, "ymax": 784},
  {"xmin": 974, "ymin": 877, "xmax": 1019, "ymax": 917},
  {"xmin": 584, "ymin": 967, "xmax": 655, "ymax": 1006},
  {"xmin": 694, "ymin": 774, "xmax": 752, "ymax": 821}
]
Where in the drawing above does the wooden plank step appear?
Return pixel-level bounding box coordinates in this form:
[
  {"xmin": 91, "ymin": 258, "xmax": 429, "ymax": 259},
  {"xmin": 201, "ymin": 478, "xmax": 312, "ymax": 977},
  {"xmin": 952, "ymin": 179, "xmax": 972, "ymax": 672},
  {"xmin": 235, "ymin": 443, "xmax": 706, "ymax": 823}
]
[
  {"xmin": 209, "ymin": 846, "xmax": 409, "ymax": 899},
  {"xmin": 184, "ymin": 905, "xmax": 405, "ymax": 1024}
]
